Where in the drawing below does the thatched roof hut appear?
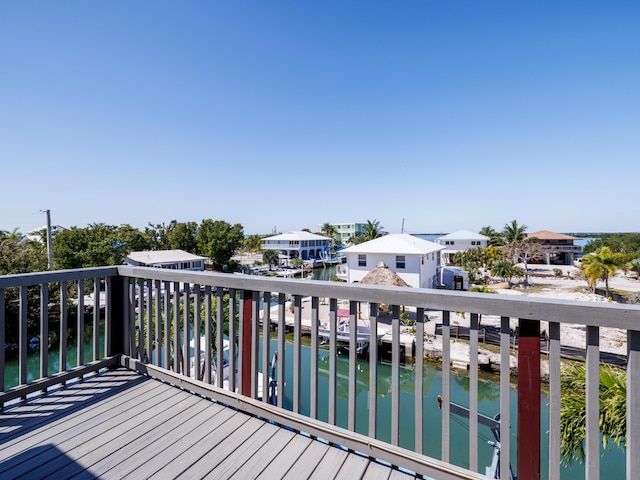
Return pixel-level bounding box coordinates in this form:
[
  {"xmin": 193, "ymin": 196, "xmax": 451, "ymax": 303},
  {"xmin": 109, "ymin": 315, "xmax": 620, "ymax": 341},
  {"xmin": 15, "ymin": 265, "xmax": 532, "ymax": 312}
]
[{"xmin": 359, "ymin": 262, "xmax": 411, "ymax": 287}]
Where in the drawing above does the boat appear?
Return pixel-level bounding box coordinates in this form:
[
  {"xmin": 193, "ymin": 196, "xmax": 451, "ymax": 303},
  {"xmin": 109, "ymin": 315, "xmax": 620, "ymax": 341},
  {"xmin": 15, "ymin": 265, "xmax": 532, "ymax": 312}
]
[{"xmin": 318, "ymin": 319, "xmax": 384, "ymax": 355}]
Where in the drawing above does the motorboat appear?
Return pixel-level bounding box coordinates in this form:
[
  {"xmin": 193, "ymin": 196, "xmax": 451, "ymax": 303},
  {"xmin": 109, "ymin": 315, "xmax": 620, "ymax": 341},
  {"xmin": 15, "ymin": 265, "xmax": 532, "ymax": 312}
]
[{"xmin": 318, "ymin": 319, "xmax": 384, "ymax": 355}]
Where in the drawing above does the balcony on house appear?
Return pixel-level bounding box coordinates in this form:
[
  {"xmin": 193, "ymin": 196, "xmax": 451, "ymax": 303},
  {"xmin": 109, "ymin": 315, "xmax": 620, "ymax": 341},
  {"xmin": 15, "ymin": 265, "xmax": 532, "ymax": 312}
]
[{"xmin": 1, "ymin": 265, "xmax": 639, "ymax": 479}]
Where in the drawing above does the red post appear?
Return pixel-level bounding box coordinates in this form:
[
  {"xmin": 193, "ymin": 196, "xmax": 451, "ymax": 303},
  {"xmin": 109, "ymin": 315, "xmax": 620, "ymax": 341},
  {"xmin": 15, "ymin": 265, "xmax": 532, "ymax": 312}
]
[
  {"xmin": 241, "ymin": 290, "xmax": 253, "ymax": 396},
  {"xmin": 517, "ymin": 319, "xmax": 541, "ymax": 479}
]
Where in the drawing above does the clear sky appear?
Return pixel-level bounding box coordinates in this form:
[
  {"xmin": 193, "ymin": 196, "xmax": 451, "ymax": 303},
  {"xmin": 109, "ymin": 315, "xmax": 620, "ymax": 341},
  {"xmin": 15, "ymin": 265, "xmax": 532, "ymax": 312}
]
[{"xmin": 1, "ymin": 1, "xmax": 638, "ymax": 236}]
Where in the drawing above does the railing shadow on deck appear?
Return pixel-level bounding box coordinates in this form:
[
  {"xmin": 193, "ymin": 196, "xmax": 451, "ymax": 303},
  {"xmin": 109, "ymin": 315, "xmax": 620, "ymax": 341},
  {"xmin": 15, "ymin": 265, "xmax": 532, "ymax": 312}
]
[{"xmin": 2, "ymin": 265, "xmax": 640, "ymax": 480}]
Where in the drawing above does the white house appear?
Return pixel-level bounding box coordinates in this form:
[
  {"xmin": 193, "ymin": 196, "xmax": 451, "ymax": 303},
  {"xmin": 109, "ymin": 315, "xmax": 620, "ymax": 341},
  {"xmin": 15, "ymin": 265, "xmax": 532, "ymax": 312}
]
[
  {"xmin": 435, "ymin": 230, "xmax": 490, "ymax": 265},
  {"xmin": 261, "ymin": 231, "xmax": 332, "ymax": 262},
  {"xmin": 125, "ymin": 249, "xmax": 206, "ymax": 271},
  {"xmin": 339, "ymin": 234, "xmax": 445, "ymax": 289}
]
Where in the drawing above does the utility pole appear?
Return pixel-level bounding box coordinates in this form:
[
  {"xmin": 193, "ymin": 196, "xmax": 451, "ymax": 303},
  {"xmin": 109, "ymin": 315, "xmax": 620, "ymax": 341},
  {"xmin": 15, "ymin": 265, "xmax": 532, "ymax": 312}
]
[
  {"xmin": 42, "ymin": 209, "xmax": 53, "ymax": 269},
  {"xmin": 401, "ymin": 218, "xmax": 405, "ymax": 234}
]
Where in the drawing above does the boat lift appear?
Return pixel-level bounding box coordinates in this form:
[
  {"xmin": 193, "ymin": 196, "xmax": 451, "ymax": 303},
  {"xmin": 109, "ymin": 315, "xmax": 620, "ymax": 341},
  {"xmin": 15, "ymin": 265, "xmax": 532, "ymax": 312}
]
[{"xmin": 437, "ymin": 395, "xmax": 516, "ymax": 480}]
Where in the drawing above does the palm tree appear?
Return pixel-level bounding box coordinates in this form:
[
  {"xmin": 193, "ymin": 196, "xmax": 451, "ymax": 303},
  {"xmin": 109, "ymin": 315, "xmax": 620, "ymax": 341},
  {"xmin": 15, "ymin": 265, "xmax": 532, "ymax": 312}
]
[
  {"xmin": 261, "ymin": 249, "xmax": 279, "ymax": 271},
  {"xmin": 361, "ymin": 219, "xmax": 386, "ymax": 242},
  {"xmin": 559, "ymin": 362, "xmax": 626, "ymax": 464},
  {"xmin": 490, "ymin": 259, "xmax": 524, "ymax": 287},
  {"xmin": 319, "ymin": 223, "xmax": 337, "ymax": 238},
  {"xmin": 580, "ymin": 247, "xmax": 623, "ymax": 297},
  {"xmin": 502, "ymin": 220, "xmax": 527, "ymax": 245},
  {"xmin": 479, "ymin": 226, "xmax": 501, "ymax": 246}
]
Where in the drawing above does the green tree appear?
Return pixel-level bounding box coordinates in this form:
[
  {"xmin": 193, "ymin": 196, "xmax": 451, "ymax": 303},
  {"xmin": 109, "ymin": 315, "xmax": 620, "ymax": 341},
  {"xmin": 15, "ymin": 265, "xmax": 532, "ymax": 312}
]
[
  {"xmin": 490, "ymin": 259, "xmax": 524, "ymax": 286},
  {"xmin": 479, "ymin": 226, "xmax": 501, "ymax": 246},
  {"xmin": 559, "ymin": 362, "xmax": 626, "ymax": 464},
  {"xmin": 580, "ymin": 247, "xmax": 623, "ymax": 297},
  {"xmin": 262, "ymin": 249, "xmax": 279, "ymax": 271},
  {"xmin": 196, "ymin": 219, "xmax": 244, "ymax": 271},
  {"xmin": 244, "ymin": 234, "xmax": 263, "ymax": 253},
  {"xmin": 169, "ymin": 221, "xmax": 198, "ymax": 253},
  {"xmin": 453, "ymin": 247, "xmax": 486, "ymax": 283},
  {"xmin": 319, "ymin": 223, "xmax": 337, "ymax": 238},
  {"xmin": 627, "ymin": 258, "xmax": 640, "ymax": 280},
  {"xmin": 53, "ymin": 224, "xmax": 124, "ymax": 269},
  {"xmin": 349, "ymin": 219, "xmax": 386, "ymax": 244},
  {"xmin": 144, "ymin": 221, "xmax": 174, "ymax": 250},
  {"xmin": 502, "ymin": 219, "xmax": 527, "ymax": 245}
]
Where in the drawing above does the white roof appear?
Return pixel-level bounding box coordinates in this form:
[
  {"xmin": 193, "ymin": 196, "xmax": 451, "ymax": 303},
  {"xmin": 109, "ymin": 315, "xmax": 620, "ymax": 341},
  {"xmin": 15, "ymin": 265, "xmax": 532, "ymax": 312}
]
[
  {"xmin": 437, "ymin": 230, "xmax": 489, "ymax": 241},
  {"xmin": 264, "ymin": 231, "xmax": 331, "ymax": 241},
  {"xmin": 126, "ymin": 249, "xmax": 206, "ymax": 265},
  {"xmin": 342, "ymin": 234, "xmax": 444, "ymax": 255}
]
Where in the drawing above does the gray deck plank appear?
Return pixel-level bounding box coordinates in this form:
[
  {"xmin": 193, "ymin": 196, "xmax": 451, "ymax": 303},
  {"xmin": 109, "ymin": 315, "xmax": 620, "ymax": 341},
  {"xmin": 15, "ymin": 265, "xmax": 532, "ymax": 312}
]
[
  {"xmin": 256, "ymin": 433, "xmax": 313, "ymax": 479},
  {"xmin": 165, "ymin": 416, "xmax": 266, "ymax": 478},
  {"xmin": 0, "ymin": 375, "xmax": 163, "ymax": 474},
  {"xmin": 228, "ymin": 427, "xmax": 297, "ymax": 479},
  {"xmin": 206, "ymin": 421, "xmax": 283, "ymax": 478},
  {"xmin": 0, "ymin": 368, "xmax": 418, "ymax": 480},
  {"xmin": 40, "ymin": 388, "xmax": 213, "ymax": 479},
  {"xmin": 308, "ymin": 445, "xmax": 349, "ymax": 479},
  {"xmin": 127, "ymin": 409, "xmax": 252, "ymax": 479},
  {"xmin": 283, "ymin": 438, "xmax": 331, "ymax": 479},
  {"xmin": 362, "ymin": 460, "xmax": 392, "ymax": 480},
  {"xmin": 335, "ymin": 452, "xmax": 370, "ymax": 479},
  {"xmin": 75, "ymin": 396, "xmax": 235, "ymax": 479}
]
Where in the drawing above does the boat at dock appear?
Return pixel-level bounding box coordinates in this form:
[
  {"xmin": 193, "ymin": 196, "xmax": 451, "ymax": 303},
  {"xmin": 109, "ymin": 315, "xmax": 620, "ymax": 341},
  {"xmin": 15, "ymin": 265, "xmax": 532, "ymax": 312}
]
[{"xmin": 318, "ymin": 319, "xmax": 384, "ymax": 355}]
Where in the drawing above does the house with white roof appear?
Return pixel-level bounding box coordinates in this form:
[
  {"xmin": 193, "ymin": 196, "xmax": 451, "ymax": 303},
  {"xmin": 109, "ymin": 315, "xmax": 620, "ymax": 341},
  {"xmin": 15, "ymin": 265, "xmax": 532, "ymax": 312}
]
[
  {"xmin": 338, "ymin": 234, "xmax": 445, "ymax": 289},
  {"xmin": 435, "ymin": 230, "xmax": 490, "ymax": 265},
  {"xmin": 261, "ymin": 231, "xmax": 332, "ymax": 262},
  {"xmin": 125, "ymin": 249, "xmax": 207, "ymax": 271}
]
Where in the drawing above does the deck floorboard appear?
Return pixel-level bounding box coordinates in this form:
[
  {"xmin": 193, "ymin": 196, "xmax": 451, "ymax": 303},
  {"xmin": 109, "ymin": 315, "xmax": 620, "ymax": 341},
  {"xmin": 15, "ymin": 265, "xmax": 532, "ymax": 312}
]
[{"xmin": 0, "ymin": 368, "xmax": 417, "ymax": 479}]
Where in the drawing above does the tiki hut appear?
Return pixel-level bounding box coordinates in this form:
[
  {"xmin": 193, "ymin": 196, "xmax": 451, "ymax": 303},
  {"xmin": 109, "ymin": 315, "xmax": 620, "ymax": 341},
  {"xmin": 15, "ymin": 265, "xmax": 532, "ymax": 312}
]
[{"xmin": 359, "ymin": 262, "xmax": 410, "ymax": 288}]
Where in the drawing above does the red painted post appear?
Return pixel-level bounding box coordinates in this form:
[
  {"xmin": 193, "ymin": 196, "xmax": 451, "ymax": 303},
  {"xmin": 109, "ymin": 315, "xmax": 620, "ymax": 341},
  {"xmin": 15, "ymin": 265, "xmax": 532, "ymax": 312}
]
[
  {"xmin": 517, "ymin": 319, "xmax": 541, "ymax": 480},
  {"xmin": 241, "ymin": 290, "xmax": 253, "ymax": 396}
]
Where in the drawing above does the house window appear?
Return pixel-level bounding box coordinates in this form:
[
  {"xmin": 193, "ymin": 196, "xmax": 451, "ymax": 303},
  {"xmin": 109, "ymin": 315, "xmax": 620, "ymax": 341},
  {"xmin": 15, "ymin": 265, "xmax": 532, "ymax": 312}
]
[
  {"xmin": 358, "ymin": 254, "xmax": 366, "ymax": 267},
  {"xmin": 396, "ymin": 255, "xmax": 405, "ymax": 269}
]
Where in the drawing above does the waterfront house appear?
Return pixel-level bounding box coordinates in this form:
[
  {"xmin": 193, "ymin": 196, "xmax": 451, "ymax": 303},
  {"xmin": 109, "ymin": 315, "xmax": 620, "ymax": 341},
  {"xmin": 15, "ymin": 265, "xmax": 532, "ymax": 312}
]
[
  {"xmin": 327, "ymin": 222, "xmax": 367, "ymax": 246},
  {"xmin": 435, "ymin": 230, "xmax": 490, "ymax": 266},
  {"xmin": 125, "ymin": 249, "xmax": 206, "ymax": 271},
  {"xmin": 526, "ymin": 230, "xmax": 583, "ymax": 265},
  {"xmin": 338, "ymin": 233, "xmax": 444, "ymax": 288},
  {"xmin": 261, "ymin": 231, "xmax": 332, "ymax": 263}
]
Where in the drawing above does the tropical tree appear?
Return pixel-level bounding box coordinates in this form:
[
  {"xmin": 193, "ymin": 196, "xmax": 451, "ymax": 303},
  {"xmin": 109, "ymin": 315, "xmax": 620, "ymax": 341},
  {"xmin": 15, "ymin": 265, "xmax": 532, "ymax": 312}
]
[
  {"xmin": 479, "ymin": 226, "xmax": 502, "ymax": 246},
  {"xmin": 244, "ymin": 234, "xmax": 263, "ymax": 253},
  {"xmin": 502, "ymin": 220, "xmax": 527, "ymax": 245},
  {"xmin": 490, "ymin": 260, "xmax": 524, "ymax": 287},
  {"xmin": 196, "ymin": 219, "xmax": 244, "ymax": 271},
  {"xmin": 262, "ymin": 249, "xmax": 279, "ymax": 271},
  {"xmin": 319, "ymin": 223, "xmax": 337, "ymax": 238},
  {"xmin": 144, "ymin": 222, "xmax": 173, "ymax": 250},
  {"xmin": 559, "ymin": 362, "xmax": 626, "ymax": 464},
  {"xmin": 580, "ymin": 247, "xmax": 623, "ymax": 297},
  {"xmin": 53, "ymin": 224, "xmax": 120, "ymax": 269},
  {"xmin": 628, "ymin": 258, "xmax": 640, "ymax": 280},
  {"xmin": 349, "ymin": 219, "xmax": 386, "ymax": 244},
  {"xmin": 453, "ymin": 247, "xmax": 486, "ymax": 283}
]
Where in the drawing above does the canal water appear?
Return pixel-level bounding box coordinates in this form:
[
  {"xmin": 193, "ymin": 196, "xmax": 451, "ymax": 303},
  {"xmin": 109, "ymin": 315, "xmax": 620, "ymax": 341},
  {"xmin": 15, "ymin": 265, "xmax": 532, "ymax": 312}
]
[{"xmin": 4, "ymin": 322, "xmax": 625, "ymax": 479}]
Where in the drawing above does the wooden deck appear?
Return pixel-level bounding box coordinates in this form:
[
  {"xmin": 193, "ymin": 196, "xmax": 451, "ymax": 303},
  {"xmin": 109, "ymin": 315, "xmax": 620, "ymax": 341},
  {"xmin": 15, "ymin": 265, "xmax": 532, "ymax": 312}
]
[{"xmin": 0, "ymin": 368, "xmax": 415, "ymax": 479}]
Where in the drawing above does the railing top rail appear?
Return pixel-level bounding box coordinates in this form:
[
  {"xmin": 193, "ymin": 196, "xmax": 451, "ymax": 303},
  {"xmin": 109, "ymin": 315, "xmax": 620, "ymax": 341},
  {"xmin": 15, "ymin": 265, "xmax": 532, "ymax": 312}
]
[
  {"xmin": 117, "ymin": 265, "xmax": 640, "ymax": 330},
  {"xmin": 0, "ymin": 266, "xmax": 119, "ymax": 288}
]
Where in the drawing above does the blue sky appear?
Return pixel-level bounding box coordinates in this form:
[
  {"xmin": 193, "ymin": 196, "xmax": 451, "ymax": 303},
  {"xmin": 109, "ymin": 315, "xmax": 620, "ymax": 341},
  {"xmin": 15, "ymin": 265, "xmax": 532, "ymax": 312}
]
[{"xmin": 2, "ymin": 1, "xmax": 638, "ymax": 236}]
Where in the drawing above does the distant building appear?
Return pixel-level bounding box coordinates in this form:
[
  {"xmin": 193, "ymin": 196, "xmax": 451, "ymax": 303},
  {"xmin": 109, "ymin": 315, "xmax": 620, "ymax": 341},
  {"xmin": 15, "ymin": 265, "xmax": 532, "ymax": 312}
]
[
  {"xmin": 327, "ymin": 222, "xmax": 367, "ymax": 246},
  {"xmin": 526, "ymin": 230, "xmax": 583, "ymax": 265},
  {"xmin": 125, "ymin": 249, "xmax": 206, "ymax": 271},
  {"xmin": 261, "ymin": 231, "xmax": 332, "ymax": 262},
  {"xmin": 435, "ymin": 230, "xmax": 490, "ymax": 265},
  {"xmin": 339, "ymin": 233, "xmax": 445, "ymax": 289}
]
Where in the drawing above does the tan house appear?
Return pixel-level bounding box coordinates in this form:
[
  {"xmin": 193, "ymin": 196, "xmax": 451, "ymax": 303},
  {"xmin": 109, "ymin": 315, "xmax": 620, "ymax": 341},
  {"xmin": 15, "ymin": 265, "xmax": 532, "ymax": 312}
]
[{"xmin": 526, "ymin": 230, "xmax": 583, "ymax": 265}]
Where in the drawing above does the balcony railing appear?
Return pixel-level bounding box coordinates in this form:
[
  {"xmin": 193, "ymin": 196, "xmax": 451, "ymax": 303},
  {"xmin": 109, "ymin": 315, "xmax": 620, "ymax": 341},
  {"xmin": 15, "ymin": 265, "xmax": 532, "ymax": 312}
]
[{"xmin": 1, "ymin": 265, "xmax": 639, "ymax": 479}]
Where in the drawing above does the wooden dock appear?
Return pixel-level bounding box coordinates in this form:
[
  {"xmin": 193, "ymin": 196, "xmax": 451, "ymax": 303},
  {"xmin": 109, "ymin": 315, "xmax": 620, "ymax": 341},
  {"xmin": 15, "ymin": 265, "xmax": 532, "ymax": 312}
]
[{"xmin": 0, "ymin": 368, "xmax": 415, "ymax": 479}]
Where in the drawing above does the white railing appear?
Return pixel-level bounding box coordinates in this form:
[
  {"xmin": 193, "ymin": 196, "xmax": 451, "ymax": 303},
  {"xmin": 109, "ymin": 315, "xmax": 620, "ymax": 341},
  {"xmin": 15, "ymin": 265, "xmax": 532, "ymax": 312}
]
[{"xmin": 2, "ymin": 265, "xmax": 639, "ymax": 479}]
